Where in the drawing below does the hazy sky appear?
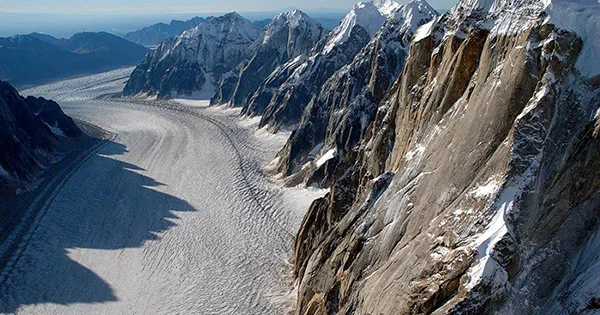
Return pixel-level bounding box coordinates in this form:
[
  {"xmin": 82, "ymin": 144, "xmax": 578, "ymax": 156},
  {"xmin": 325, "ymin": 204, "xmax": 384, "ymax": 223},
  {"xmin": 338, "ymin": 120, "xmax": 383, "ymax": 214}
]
[
  {"xmin": 0, "ymin": 0, "xmax": 456, "ymax": 14},
  {"xmin": 0, "ymin": 0, "xmax": 457, "ymax": 37}
]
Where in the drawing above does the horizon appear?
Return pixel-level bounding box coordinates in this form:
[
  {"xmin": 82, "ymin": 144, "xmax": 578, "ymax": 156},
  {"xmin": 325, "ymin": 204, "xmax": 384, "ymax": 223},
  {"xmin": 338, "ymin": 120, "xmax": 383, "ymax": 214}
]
[
  {"xmin": 0, "ymin": 0, "xmax": 454, "ymax": 38},
  {"xmin": 0, "ymin": 0, "xmax": 454, "ymax": 14}
]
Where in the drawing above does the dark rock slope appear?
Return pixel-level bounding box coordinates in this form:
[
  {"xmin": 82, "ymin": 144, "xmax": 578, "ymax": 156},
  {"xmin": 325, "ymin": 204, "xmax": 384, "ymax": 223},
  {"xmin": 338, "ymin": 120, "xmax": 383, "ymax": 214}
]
[
  {"xmin": 0, "ymin": 33, "xmax": 149, "ymax": 86},
  {"xmin": 290, "ymin": 0, "xmax": 600, "ymax": 314},
  {"xmin": 123, "ymin": 13, "xmax": 261, "ymax": 99},
  {"xmin": 0, "ymin": 81, "xmax": 82, "ymax": 196},
  {"xmin": 212, "ymin": 10, "xmax": 326, "ymax": 107}
]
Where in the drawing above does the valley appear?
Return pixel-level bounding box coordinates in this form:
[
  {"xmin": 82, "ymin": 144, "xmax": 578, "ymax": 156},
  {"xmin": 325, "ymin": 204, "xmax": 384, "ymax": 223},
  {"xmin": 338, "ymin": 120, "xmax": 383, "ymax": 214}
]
[{"xmin": 0, "ymin": 68, "xmax": 325, "ymax": 314}]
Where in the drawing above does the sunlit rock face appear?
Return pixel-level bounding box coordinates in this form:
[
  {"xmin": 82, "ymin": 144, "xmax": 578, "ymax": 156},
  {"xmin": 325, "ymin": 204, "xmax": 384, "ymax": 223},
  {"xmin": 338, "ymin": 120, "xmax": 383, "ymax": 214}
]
[{"xmin": 291, "ymin": 0, "xmax": 600, "ymax": 314}]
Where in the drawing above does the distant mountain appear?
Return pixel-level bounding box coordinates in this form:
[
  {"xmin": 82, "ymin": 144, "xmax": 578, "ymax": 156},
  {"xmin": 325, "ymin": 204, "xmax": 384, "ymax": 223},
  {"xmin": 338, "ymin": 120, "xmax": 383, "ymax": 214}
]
[
  {"xmin": 0, "ymin": 80, "xmax": 82, "ymax": 196},
  {"xmin": 124, "ymin": 13, "xmax": 261, "ymax": 99},
  {"xmin": 0, "ymin": 33, "xmax": 149, "ymax": 86},
  {"xmin": 252, "ymin": 19, "xmax": 273, "ymax": 29},
  {"xmin": 28, "ymin": 32, "xmax": 63, "ymax": 46},
  {"xmin": 123, "ymin": 17, "xmax": 206, "ymax": 46},
  {"xmin": 314, "ymin": 17, "xmax": 343, "ymax": 30}
]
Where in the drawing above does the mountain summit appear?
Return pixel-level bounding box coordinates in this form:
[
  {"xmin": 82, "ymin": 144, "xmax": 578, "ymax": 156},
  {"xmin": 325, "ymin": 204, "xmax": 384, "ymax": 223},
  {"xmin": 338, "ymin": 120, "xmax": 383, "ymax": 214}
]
[{"xmin": 124, "ymin": 13, "xmax": 261, "ymax": 99}]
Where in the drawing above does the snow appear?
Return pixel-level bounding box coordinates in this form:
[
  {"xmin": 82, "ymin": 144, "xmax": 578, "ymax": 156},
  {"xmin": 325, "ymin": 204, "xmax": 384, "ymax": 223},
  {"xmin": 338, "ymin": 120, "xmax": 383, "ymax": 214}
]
[
  {"xmin": 465, "ymin": 187, "xmax": 512, "ymax": 290},
  {"xmin": 316, "ymin": 148, "xmax": 337, "ymax": 168},
  {"xmin": 43, "ymin": 122, "xmax": 66, "ymax": 137},
  {"xmin": 466, "ymin": 157, "xmax": 540, "ymax": 290},
  {"xmin": 1, "ymin": 68, "xmax": 325, "ymax": 314},
  {"xmin": 413, "ymin": 19, "xmax": 436, "ymax": 42},
  {"xmin": 470, "ymin": 178, "xmax": 500, "ymax": 199},
  {"xmin": 545, "ymin": 0, "xmax": 600, "ymax": 77},
  {"xmin": 373, "ymin": 0, "xmax": 403, "ymax": 16},
  {"xmin": 0, "ymin": 163, "xmax": 10, "ymax": 179},
  {"xmin": 325, "ymin": 0, "xmax": 438, "ymax": 52},
  {"xmin": 404, "ymin": 144, "xmax": 426, "ymax": 162},
  {"xmin": 450, "ymin": 0, "xmax": 599, "ymax": 77},
  {"xmin": 323, "ymin": 1, "xmax": 387, "ymax": 53}
]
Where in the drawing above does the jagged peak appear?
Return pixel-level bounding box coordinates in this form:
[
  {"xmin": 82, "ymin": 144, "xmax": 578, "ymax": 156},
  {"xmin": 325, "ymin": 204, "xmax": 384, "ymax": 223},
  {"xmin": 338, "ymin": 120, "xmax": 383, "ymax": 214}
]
[
  {"xmin": 373, "ymin": 0, "xmax": 403, "ymax": 16},
  {"xmin": 322, "ymin": 1, "xmax": 386, "ymax": 53},
  {"xmin": 387, "ymin": 0, "xmax": 439, "ymax": 35},
  {"xmin": 178, "ymin": 12, "xmax": 259, "ymax": 40},
  {"xmin": 271, "ymin": 9, "xmax": 318, "ymax": 28},
  {"xmin": 323, "ymin": 0, "xmax": 438, "ymax": 53}
]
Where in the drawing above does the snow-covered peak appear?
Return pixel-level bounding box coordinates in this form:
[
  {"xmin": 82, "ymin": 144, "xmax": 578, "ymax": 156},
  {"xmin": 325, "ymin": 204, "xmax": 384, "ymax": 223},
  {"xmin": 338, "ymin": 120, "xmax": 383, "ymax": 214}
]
[
  {"xmin": 324, "ymin": 0, "xmax": 437, "ymax": 53},
  {"xmin": 323, "ymin": 1, "xmax": 386, "ymax": 53},
  {"xmin": 180, "ymin": 12, "xmax": 259, "ymax": 42},
  {"xmin": 282, "ymin": 9, "xmax": 313, "ymax": 28},
  {"xmin": 373, "ymin": 0, "xmax": 403, "ymax": 16},
  {"xmin": 263, "ymin": 9, "xmax": 322, "ymax": 44},
  {"xmin": 144, "ymin": 11, "xmax": 260, "ymax": 84},
  {"xmin": 388, "ymin": 0, "xmax": 439, "ymax": 36}
]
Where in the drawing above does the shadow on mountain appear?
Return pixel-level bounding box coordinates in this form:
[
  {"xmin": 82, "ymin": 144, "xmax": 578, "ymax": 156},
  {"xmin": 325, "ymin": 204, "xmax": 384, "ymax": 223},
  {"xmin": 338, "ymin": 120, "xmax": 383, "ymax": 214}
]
[{"xmin": 0, "ymin": 140, "xmax": 196, "ymax": 312}]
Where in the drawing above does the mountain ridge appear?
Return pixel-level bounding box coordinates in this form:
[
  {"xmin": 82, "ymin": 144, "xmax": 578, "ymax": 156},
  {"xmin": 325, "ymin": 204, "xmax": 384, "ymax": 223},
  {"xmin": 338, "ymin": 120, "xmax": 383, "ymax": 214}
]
[{"xmin": 0, "ymin": 32, "xmax": 149, "ymax": 86}]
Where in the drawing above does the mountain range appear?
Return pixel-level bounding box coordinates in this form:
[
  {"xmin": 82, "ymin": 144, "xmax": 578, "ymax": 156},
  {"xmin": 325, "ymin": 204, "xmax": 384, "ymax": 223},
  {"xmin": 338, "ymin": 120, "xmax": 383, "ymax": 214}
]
[
  {"xmin": 0, "ymin": 0, "xmax": 598, "ymax": 313},
  {"xmin": 123, "ymin": 0, "xmax": 600, "ymax": 313},
  {"xmin": 0, "ymin": 32, "xmax": 149, "ymax": 86}
]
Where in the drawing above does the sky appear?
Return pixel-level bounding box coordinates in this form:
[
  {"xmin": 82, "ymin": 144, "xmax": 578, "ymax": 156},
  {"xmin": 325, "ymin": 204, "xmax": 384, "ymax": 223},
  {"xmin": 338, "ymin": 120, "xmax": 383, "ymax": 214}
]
[
  {"xmin": 0, "ymin": 0, "xmax": 455, "ymax": 14},
  {"xmin": 0, "ymin": 0, "xmax": 456, "ymax": 37}
]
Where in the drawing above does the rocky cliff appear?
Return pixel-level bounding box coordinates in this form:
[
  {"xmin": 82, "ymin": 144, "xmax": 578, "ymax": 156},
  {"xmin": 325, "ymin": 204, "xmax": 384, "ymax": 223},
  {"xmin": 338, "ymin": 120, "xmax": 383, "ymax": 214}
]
[
  {"xmin": 212, "ymin": 10, "xmax": 326, "ymax": 107},
  {"xmin": 290, "ymin": 0, "xmax": 600, "ymax": 314},
  {"xmin": 123, "ymin": 13, "xmax": 261, "ymax": 99},
  {"xmin": 0, "ymin": 81, "xmax": 82, "ymax": 196}
]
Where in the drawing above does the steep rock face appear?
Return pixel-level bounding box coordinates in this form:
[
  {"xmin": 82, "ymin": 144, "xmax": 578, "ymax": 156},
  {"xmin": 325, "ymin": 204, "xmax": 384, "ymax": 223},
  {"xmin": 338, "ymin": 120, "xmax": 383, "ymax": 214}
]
[
  {"xmin": 276, "ymin": 0, "xmax": 438, "ymax": 184},
  {"xmin": 0, "ymin": 81, "xmax": 82, "ymax": 196},
  {"xmin": 123, "ymin": 13, "xmax": 260, "ymax": 99},
  {"xmin": 213, "ymin": 10, "xmax": 326, "ymax": 107},
  {"xmin": 244, "ymin": 0, "xmax": 403, "ymax": 130},
  {"xmin": 292, "ymin": 0, "xmax": 600, "ymax": 314}
]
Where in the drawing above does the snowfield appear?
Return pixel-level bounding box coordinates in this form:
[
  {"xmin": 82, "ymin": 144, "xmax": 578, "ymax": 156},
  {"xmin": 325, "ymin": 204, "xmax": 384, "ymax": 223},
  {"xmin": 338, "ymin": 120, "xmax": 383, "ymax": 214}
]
[{"xmin": 0, "ymin": 68, "xmax": 326, "ymax": 314}]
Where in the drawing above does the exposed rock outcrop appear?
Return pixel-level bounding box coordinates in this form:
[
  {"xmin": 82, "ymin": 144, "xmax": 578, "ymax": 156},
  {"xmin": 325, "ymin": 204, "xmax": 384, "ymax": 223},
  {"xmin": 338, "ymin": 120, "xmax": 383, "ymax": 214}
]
[
  {"xmin": 0, "ymin": 81, "xmax": 82, "ymax": 196},
  {"xmin": 291, "ymin": 0, "xmax": 600, "ymax": 314}
]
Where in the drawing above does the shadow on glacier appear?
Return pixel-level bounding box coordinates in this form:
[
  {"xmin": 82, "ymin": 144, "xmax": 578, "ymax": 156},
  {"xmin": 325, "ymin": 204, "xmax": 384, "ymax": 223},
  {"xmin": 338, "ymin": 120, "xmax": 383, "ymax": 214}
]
[{"xmin": 0, "ymin": 140, "xmax": 196, "ymax": 312}]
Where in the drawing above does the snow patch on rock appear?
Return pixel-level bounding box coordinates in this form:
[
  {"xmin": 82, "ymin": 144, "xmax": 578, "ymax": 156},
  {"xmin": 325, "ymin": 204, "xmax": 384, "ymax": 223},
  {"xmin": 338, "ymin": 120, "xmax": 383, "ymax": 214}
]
[
  {"xmin": 43, "ymin": 121, "xmax": 66, "ymax": 138},
  {"xmin": 0, "ymin": 163, "xmax": 10, "ymax": 179},
  {"xmin": 316, "ymin": 148, "xmax": 337, "ymax": 168}
]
